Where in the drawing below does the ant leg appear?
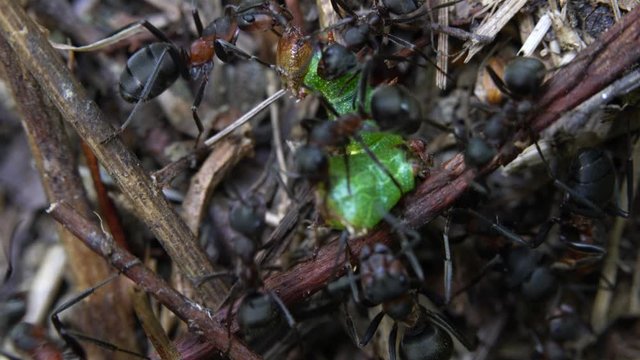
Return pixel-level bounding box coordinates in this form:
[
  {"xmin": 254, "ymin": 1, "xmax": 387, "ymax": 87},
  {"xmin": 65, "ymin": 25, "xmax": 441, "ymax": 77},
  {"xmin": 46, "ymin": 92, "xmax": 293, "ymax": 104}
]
[
  {"xmin": 346, "ymin": 262, "xmax": 361, "ymax": 304},
  {"xmin": 51, "ymin": 274, "xmax": 148, "ymax": 359},
  {"xmin": 389, "ymin": 322, "xmax": 399, "ymax": 360},
  {"xmin": 611, "ymin": 116, "xmax": 634, "ymax": 218},
  {"xmin": 532, "ymin": 140, "xmax": 610, "ymax": 218},
  {"xmin": 192, "ymin": 8, "xmax": 204, "ymax": 37},
  {"xmin": 352, "ymin": 133, "xmax": 406, "ymax": 195},
  {"xmin": 103, "ymin": 48, "xmax": 171, "ymax": 143},
  {"xmin": 385, "ymin": 33, "xmax": 452, "ymax": 82},
  {"xmin": 443, "ymin": 213, "xmax": 453, "ymax": 304},
  {"xmin": 450, "ymin": 254, "xmax": 501, "ymax": 300},
  {"xmin": 138, "ymin": 20, "xmax": 174, "ymax": 44},
  {"xmin": 485, "ymin": 63, "xmax": 513, "ymax": 98},
  {"xmin": 330, "ymin": 0, "xmax": 356, "ymax": 18},
  {"xmin": 423, "ymin": 308, "xmax": 477, "ymax": 351},
  {"xmin": 192, "ymin": 271, "xmax": 235, "ymax": 288},
  {"xmin": 341, "ymin": 151, "xmax": 353, "ymax": 195},
  {"xmin": 267, "ymin": 290, "xmax": 296, "ymax": 329},
  {"xmin": 331, "ymin": 230, "xmax": 352, "ymax": 279},
  {"xmin": 530, "ymin": 217, "xmax": 560, "ymax": 248},
  {"xmin": 382, "ymin": 213, "xmax": 424, "ymax": 282},
  {"xmin": 50, "ymin": 274, "xmax": 118, "ymax": 358},
  {"xmin": 452, "ymin": 208, "xmax": 530, "ymax": 247},
  {"xmin": 191, "ymin": 74, "xmax": 208, "ymax": 146},
  {"xmin": 359, "ymin": 310, "xmax": 385, "ymax": 347},
  {"xmin": 356, "ymin": 60, "xmax": 372, "ymax": 114},
  {"xmin": 267, "ymin": 290, "xmax": 307, "ymax": 357},
  {"xmin": 214, "ymin": 40, "xmax": 276, "ymax": 70}
]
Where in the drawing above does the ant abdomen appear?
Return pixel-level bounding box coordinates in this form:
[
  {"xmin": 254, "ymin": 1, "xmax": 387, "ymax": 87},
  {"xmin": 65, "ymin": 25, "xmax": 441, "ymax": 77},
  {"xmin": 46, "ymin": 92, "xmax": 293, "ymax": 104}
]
[
  {"xmin": 401, "ymin": 318, "xmax": 453, "ymax": 360},
  {"xmin": 566, "ymin": 148, "xmax": 616, "ymax": 216},
  {"xmin": 119, "ymin": 43, "xmax": 183, "ymax": 103}
]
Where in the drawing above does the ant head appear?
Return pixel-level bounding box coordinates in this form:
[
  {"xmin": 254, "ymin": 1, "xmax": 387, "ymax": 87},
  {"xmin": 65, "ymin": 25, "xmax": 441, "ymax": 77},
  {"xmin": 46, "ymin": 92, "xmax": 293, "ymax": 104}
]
[
  {"xmin": 294, "ymin": 145, "xmax": 329, "ymax": 181},
  {"xmin": 383, "ymin": 294, "xmax": 415, "ymax": 321},
  {"xmin": 229, "ymin": 198, "xmax": 266, "ymax": 240},
  {"xmin": 317, "ymin": 43, "xmax": 357, "ymax": 81},
  {"xmin": 464, "ymin": 138, "xmax": 496, "ymax": 168},
  {"xmin": 503, "ymin": 57, "xmax": 546, "ymax": 98},
  {"xmin": 237, "ymin": 292, "xmax": 279, "ymax": 332},
  {"xmin": 371, "ymin": 85, "xmax": 421, "ymax": 135},
  {"xmin": 343, "ymin": 23, "xmax": 370, "ymax": 50},
  {"xmin": 360, "ymin": 244, "xmax": 410, "ymax": 305},
  {"xmin": 548, "ymin": 305, "xmax": 582, "ymax": 343},
  {"xmin": 236, "ymin": 0, "xmax": 292, "ymax": 31},
  {"xmin": 400, "ymin": 306, "xmax": 454, "ymax": 360}
]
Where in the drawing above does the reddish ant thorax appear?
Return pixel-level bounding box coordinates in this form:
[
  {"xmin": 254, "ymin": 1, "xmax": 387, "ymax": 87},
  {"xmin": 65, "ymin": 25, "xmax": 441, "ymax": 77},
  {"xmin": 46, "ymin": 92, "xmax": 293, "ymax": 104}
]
[{"xmin": 189, "ymin": 38, "xmax": 215, "ymax": 66}]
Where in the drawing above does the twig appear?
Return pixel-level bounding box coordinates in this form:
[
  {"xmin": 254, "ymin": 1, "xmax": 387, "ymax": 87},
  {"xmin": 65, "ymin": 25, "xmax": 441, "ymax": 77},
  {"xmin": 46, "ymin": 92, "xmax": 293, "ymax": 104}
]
[
  {"xmin": 0, "ymin": 29, "xmax": 138, "ymax": 356},
  {"xmin": 0, "ymin": 0, "xmax": 227, "ymax": 307},
  {"xmin": 203, "ymin": 89, "xmax": 287, "ymax": 147},
  {"xmin": 591, "ymin": 138, "xmax": 640, "ymax": 332},
  {"xmin": 131, "ymin": 288, "xmax": 181, "ymax": 360},
  {"xmin": 47, "ymin": 202, "xmax": 261, "ymax": 360},
  {"xmin": 81, "ymin": 142, "xmax": 130, "ymax": 251},
  {"xmin": 182, "ymin": 136, "xmax": 254, "ymax": 236},
  {"xmin": 532, "ymin": 7, "xmax": 640, "ymax": 132}
]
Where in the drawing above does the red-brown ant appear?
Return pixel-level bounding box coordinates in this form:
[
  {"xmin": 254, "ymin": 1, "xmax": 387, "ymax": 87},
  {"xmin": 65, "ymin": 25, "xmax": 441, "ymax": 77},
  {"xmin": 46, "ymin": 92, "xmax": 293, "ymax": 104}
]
[{"xmin": 114, "ymin": 7, "xmax": 240, "ymax": 144}]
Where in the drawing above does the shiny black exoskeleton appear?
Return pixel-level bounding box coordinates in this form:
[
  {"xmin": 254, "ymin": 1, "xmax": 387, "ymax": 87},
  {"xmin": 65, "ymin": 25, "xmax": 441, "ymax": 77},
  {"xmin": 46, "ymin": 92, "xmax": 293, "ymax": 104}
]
[
  {"xmin": 463, "ymin": 57, "xmax": 547, "ymax": 167},
  {"xmin": 229, "ymin": 195, "xmax": 267, "ymax": 241},
  {"xmin": 317, "ymin": 43, "xmax": 358, "ymax": 81},
  {"xmin": 371, "ymin": 85, "xmax": 422, "ymax": 135},
  {"xmin": 563, "ymin": 148, "xmax": 618, "ymax": 218},
  {"xmin": 356, "ymin": 244, "xmax": 475, "ymax": 360}
]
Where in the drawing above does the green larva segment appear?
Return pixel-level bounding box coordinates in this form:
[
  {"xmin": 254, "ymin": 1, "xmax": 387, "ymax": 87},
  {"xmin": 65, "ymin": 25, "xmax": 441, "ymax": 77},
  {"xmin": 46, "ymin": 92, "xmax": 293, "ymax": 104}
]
[
  {"xmin": 322, "ymin": 132, "xmax": 416, "ymax": 232},
  {"xmin": 303, "ymin": 49, "xmax": 371, "ymax": 116},
  {"xmin": 301, "ymin": 47, "xmax": 417, "ymax": 231}
]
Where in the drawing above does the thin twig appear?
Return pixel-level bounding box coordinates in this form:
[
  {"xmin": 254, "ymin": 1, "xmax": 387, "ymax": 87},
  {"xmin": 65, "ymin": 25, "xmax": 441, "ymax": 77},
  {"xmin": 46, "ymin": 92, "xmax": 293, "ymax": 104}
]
[
  {"xmin": 0, "ymin": 29, "xmax": 138, "ymax": 356},
  {"xmin": 47, "ymin": 202, "xmax": 261, "ymax": 360}
]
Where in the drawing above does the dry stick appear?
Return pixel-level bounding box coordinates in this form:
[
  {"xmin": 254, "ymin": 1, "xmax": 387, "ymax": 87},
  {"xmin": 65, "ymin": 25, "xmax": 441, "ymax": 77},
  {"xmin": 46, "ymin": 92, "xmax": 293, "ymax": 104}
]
[
  {"xmin": 0, "ymin": 32, "xmax": 138, "ymax": 358},
  {"xmin": 532, "ymin": 7, "xmax": 640, "ymax": 132},
  {"xmin": 0, "ymin": 0, "xmax": 227, "ymax": 307},
  {"xmin": 81, "ymin": 142, "xmax": 130, "ymax": 251},
  {"xmin": 48, "ymin": 202, "xmax": 261, "ymax": 360},
  {"xmin": 131, "ymin": 288, "xmax": 181, "ymax": 360}
]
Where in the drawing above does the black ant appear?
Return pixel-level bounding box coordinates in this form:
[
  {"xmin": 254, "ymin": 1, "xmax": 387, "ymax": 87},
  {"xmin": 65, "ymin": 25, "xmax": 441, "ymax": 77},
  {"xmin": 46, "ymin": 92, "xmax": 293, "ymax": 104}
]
[
  {"xmin": 490, "ymin": 58, "xmax": 634, "ymax": 247},
  {"xmin": 195, "ymin": 194, "xmax": 296, "ymax": 346},
  {"xmin": 354, "ymin": 243, "xmax": 475, "ymax": 360}
]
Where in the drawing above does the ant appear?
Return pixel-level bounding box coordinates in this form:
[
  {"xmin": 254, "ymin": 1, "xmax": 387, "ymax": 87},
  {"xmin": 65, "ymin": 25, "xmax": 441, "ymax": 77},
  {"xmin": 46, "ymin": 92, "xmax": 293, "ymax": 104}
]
[
  {"xmin": 354, "ymin": 243, "xmax": 475, "ymax": 360},
  {"xmin": 114, "ymin": 7, "xmax": 238, "ymax": 144},
  {"xmin": 114, "ymin": 5, "xmax": 276, "ymax": 144},
  {"xmin": 485, "ymin": 57, "xmax": 634, "ymax": 249},
  {"xmin": 195, "ymin": 193, "xmax": 296, "ymax": 346},
  {"xmin": 327, "ymin": 0, "xmax": 440, "ymax": 53}
]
